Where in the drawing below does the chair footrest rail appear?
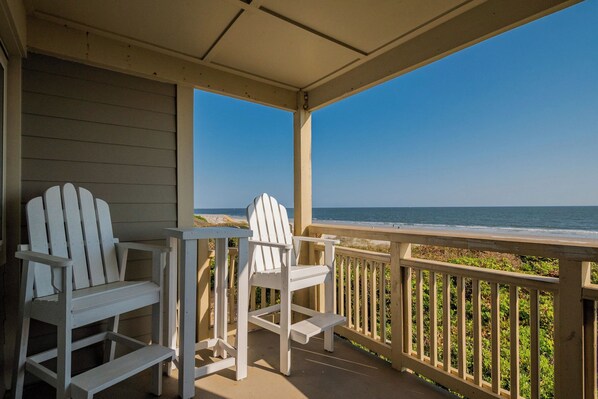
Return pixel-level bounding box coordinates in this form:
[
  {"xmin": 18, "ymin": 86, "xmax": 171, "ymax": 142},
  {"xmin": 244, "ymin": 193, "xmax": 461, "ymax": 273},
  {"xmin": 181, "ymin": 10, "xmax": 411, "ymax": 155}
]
[
  {"xmin": 71, "ymin": 344, "xmax": 174, "ymax": 399},
  {"xmin": 290, "ymin": 313, "xmax": 346, "ymax": 344}
]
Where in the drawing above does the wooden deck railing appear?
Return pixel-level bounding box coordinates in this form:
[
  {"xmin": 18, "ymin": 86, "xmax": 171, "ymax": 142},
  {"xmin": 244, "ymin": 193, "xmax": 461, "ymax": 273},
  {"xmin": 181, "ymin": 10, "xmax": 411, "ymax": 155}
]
[
  {"xmin": 193, "ymin": 224, "xmax": 598, "ymax": 398},
  {"xmin": 308, "ymin": 223, "xmax": 598, "ymax": 399},
  {"xmin": 322, "ymin": 246, "xmax": 392, "ymax": 358}
]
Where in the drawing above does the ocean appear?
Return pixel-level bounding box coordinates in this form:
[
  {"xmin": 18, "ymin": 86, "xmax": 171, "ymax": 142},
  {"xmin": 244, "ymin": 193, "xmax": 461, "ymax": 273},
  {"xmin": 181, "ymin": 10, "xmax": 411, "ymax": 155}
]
[{"xmin": 196, "ymin": 206, "xmax": 598, "ymax": 239}]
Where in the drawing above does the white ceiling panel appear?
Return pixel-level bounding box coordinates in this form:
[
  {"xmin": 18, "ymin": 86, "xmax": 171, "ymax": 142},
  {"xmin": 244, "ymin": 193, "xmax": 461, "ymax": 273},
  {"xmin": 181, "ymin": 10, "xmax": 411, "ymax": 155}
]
[
  {"xmin": 26, "ymin": 0, "xmax": 577, "ymax": 109},
  {"xmin": 259, "ymin": 0, "xmax": 471, "ymax": 53},
  {"xmin": 31, "ymin": 0, "xmax": 241, "ymax": 58},
  {"xmin": 208, "ymin": 9, "xmax": 359, "ymax": 88}
]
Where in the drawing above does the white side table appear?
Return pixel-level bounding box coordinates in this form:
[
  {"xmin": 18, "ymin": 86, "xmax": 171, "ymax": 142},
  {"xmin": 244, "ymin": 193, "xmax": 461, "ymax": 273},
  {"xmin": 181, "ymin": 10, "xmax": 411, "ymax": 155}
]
[{"xmin": 164, "ymin": 227, "xmax": 253, "ymax": 399}]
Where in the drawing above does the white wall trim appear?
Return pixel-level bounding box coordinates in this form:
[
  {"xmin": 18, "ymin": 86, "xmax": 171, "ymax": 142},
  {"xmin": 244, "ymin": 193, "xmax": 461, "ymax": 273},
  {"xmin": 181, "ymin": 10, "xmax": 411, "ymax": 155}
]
[{"xmin": 2, "ymin": 55, "xmax": 21, "ymax": 391}]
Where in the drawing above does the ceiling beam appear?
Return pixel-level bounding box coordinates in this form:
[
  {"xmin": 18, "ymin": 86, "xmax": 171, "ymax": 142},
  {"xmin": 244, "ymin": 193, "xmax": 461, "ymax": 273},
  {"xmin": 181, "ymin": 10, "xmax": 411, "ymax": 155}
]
[
  {"xmin": 27, "ymin": 16, "xmax": 298, "ymax": 111},
  {"xmin": 308, "ymin": 0, "xmax": 581, "ymax": 111}
]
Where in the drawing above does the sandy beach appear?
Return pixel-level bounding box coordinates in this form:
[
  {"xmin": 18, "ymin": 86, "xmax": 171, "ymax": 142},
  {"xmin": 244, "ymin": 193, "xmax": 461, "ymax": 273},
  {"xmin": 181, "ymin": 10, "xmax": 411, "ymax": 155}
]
[
  {"xmin": 198, "ymin": 213, "xmax": 246, "ymax": 225},
  {"xmin": 197, "ymin": 213, "xmax": 390, "ymax": 250}
]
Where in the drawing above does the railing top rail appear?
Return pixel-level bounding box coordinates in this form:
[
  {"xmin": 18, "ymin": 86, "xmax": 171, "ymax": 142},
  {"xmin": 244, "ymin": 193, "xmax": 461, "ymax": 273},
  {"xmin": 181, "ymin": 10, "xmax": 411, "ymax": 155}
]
[
  {"xmin": 583, "ymin": 284, "xmax": 598, "ymax": 301},
  {"xmin": 309, "ymin": 223, "xmax": 598, "ymax": 262},
  {"xmin": 315, "ymin": 244, "xmax": 391, "ymax": 263},
  {"xmin": 403, "ymin": 257, "xmax": 559, "ymax": 292}
]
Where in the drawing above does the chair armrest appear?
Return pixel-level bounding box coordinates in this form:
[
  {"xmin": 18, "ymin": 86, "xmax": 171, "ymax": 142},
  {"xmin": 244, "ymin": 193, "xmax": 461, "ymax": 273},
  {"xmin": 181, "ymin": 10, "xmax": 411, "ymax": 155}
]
[
  {"xmin": 116, "ymin": 242, "xmax": 170, "ymax": 280},
  {"xmin": 116, "ymin": 242, "xmax": 170, "ymax": 254},
  {"xmin": 15, "ymin": 251, "xmax": 72, "ymax": 268},
  {"xmin": 293, "ymin": 236, "xmax": 340, "ymax": 245},
  {"xmin": 249, "ymin": 240, "xmax": 293, "ymax": 251}
]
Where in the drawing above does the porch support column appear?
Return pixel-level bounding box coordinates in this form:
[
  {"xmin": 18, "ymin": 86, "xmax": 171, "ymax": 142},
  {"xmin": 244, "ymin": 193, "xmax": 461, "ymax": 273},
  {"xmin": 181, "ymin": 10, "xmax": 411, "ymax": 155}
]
[
  {"xmin": 293, "ymin": 92, "xmax": 312, "ymax": 310},
  {"xmin": 176, "ymin": 85, "xmax": 194, "ymax": 228},
  {"xmin": 554, "ymin": 259, "xmax": 590, "ymax": 398},
  {"xmin": 293, "ymin": 91, "xmax": 312, "ymax": 237}
]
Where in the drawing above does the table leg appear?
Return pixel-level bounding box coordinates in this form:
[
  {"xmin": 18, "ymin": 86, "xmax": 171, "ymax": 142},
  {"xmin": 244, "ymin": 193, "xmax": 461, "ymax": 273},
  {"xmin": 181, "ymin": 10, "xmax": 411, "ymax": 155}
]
[
  {"xmin": 214, "ymin": 238, "xmax": 228, "ymax": 358},
  {"xmin": 236, "ymin": 237, "xmax": 249, "ymax": 380},
  {"xmin": 178, "ymin": 240, "xmax": 197, "ymax": 399},
  {"xmin": 166, "ymin": 237, "xmax": 178, "ymax": 376}
]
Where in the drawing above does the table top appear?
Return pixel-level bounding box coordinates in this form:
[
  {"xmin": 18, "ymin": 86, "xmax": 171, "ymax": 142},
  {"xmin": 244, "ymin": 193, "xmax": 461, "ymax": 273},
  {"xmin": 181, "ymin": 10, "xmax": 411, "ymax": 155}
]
[{"xmin": 164, "ymin": 227, "xmax": 253, "ymax": 240}]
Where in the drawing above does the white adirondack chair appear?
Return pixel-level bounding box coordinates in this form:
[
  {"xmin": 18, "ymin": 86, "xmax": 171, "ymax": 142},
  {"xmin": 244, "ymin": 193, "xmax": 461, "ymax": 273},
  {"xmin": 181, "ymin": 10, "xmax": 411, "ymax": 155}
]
[
  {"xmin": 12, "ymin": 183, "xmax": 174, "ymax": 399},
  {"xmin": 246, "ymin": 193, "xmax": 345, "ymax": 376}
]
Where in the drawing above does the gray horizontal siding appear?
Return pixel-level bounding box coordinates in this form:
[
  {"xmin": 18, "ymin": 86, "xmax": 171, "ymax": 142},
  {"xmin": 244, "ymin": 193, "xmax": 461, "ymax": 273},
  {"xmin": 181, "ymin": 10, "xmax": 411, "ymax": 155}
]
[
  {"xmin": 23, "ymin": 69, "xmax": 176, "ymax": 114},
  {"xmin": 21, "ymin": 53, "xmax": 179, "ymax": 350},
  {"xmin": 23, "ymin": 136, "xmax": 176, "ymax": 167},
  {"xmin": 24, "ymin": 53, "xmax": 175, "ymax": 97},
  {"xmin": 22, "ymin": 182, "xmax": 177, "ymax": 204},
  {"xmin": 22, "ymin": 159, "xmax": 176, "ymax": 185},
  {"xmin": 23, "ymin": 92, "xmax": 175, "ymax": 132},
  {"xmin": 23, "ymin": 115, "xmax": 176, "ymax": 150}
]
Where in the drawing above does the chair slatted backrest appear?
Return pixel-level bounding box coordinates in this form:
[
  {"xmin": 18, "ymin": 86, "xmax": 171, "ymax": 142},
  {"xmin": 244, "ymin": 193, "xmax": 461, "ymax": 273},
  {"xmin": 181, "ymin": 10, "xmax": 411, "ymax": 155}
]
[
  {"xmin": 26, "ymin": 183, "xmax": 120, "ymax": 298},
  {"xmin": 246, "ymin": 193, "xmax": 294, "ymax": 274}
]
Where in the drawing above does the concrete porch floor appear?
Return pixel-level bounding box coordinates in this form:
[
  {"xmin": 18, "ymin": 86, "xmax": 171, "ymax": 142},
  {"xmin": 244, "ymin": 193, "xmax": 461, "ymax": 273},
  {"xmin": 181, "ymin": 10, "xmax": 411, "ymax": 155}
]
[{"xmin": 21, "ymin": 330, "xmax": 457, "ymax": 399}]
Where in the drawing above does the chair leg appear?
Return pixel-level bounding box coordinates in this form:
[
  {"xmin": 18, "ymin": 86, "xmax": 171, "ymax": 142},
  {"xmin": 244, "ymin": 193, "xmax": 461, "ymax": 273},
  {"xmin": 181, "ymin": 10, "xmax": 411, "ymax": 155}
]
[
  {"xmin": 104, "ymin": 315, "xmax": 119, "ymax": 363},
  {"xmin": 13, "ymin": 262, "xmax": 35, "ymax": 399},
  {"xmin": 280, "ymin": 288, "xmax": 291, "ymax": 376},
  {"xmin": 12, "ymin": 315, "xmax": 30, "ymax": 399},
  {"xmin": 56, "ymin": 320, "xmax": 72, "ymax": 398},
  {"xmin": 150, "ymin": 302, "xmax": 163, "ymax": 396},
  {"xmin": 324, "ymin": 274, "xmax": 334, "ymax": 352}
]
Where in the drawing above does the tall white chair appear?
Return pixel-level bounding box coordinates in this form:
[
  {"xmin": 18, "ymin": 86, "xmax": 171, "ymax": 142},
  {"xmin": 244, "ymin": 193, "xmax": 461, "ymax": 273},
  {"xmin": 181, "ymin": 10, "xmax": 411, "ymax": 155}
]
[
  {"xmin": 246, "ymin": 193, "xmax": 345, "ymax": 375},
  {"xmin": 12, "ymin": 183, "xmax": 174, "ymax": 399}
]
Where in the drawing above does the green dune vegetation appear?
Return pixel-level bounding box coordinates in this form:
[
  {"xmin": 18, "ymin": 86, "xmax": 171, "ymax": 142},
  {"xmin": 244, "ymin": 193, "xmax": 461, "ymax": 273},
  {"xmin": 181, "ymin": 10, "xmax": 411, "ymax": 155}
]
[{"xmin": 342, "ymin": 241, "xmax": 598, "ymax": 399}]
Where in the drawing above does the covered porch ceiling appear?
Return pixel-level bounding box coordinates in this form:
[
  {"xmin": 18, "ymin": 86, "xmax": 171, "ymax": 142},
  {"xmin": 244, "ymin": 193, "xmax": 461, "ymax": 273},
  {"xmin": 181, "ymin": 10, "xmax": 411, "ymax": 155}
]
[{"xmin": 22, "ymin": 0, "xmax": 580, "ymax": 111}]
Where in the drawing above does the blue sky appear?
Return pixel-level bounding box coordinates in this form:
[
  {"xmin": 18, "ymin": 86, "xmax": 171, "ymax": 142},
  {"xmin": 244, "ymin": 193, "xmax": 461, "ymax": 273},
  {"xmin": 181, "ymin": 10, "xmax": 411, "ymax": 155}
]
[{"xmin": 194, "ymin": 1, "xmax": 598, "ymax": 209}]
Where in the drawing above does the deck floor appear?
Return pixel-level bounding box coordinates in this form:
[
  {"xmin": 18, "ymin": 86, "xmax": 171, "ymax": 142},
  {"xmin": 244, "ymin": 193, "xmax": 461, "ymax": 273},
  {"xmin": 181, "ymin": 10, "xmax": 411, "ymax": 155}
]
[{"xmin": 21, "ymin": 330, "xmax": 457, "ymax": 399}]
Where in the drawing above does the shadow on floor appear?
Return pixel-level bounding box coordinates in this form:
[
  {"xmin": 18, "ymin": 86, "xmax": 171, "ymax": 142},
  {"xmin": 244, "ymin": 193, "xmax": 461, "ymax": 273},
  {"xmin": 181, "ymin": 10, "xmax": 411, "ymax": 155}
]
[{"xmin": 15, "ymin": 330, "xmax": 457, "ymax": 399}]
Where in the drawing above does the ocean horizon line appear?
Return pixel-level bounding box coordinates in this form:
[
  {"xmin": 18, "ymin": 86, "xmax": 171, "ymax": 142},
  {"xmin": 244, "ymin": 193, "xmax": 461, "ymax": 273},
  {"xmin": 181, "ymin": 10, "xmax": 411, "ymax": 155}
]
[
  {"xmin": 196, "ymin": 205, "xmax": 598, "ymax": 210},
  {"xmin": 194, "ymin": 205, "xmax": 598, "ymax": 238}
]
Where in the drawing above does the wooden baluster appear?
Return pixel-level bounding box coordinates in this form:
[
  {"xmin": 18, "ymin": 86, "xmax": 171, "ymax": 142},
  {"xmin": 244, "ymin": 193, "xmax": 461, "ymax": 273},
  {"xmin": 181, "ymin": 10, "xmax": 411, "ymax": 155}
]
[
  {"xmin": 510, "ymin": 285, "xmax": 520, "ymax": 399},
  {"xmin": 332, "ymin": 253, "xmax": 337, "ymax": 314},
  {"xmin": 371, "ymin": 261, "xmax": 377, "ymax": 339},
  {"xmin": 491, "ymin": 282, "xmax": 501, "ymax": 394},
  {"xmin": 404, "ymin": 266, "xmax": 413, "ymax": 357},
  {"xmin": 270, "ymin": 288, "xmax": 275, "ymax": 307},
  {"xmin": 355, "ymin": 257, "xmax": 361, "ymax": 332},
  {"xmin": 228, "ymin": 253, "xmax": 236, "ymax": 322},
  {"xmin": 457, "ymin": 276, "xmax": 466, "ymax": 379},
  {"xmin": 250, "ymin": 286, "xmax": 257, "ymax": 311},
  {"xmin": 338, "ymin": 255, "xmax": 345, "ymax": 316},
  {"xmin": 473, "ymin": 278, "xmax": 482, "ymax": 386},
  {"xmin": 260, "ymin": 287, "xmax": 266, "ymax": 309},
  {"xmin": 530, "ymin": 289, "xmax": 540, "ymax": 399},
  {"xmin": 347, "ymin": 257, "xmax": 353, "ymax": 329},
  {"xmin": 443, "ymin": 273, "xmax": 451, "ymax": 372},
  {"xmin": 416, "ymin": 269, "xmax": 424, "ymax": 360},
  {"xmin": 380, "ymin": 262, "xmax": 387, "ymax": 344},
  {"xmin": 429, "ymin": 271, "xmax": 438, "ymax": 367},
  {"xmin": 361, "ymin": 258, "xmax": 374, "ymax": 335}
]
